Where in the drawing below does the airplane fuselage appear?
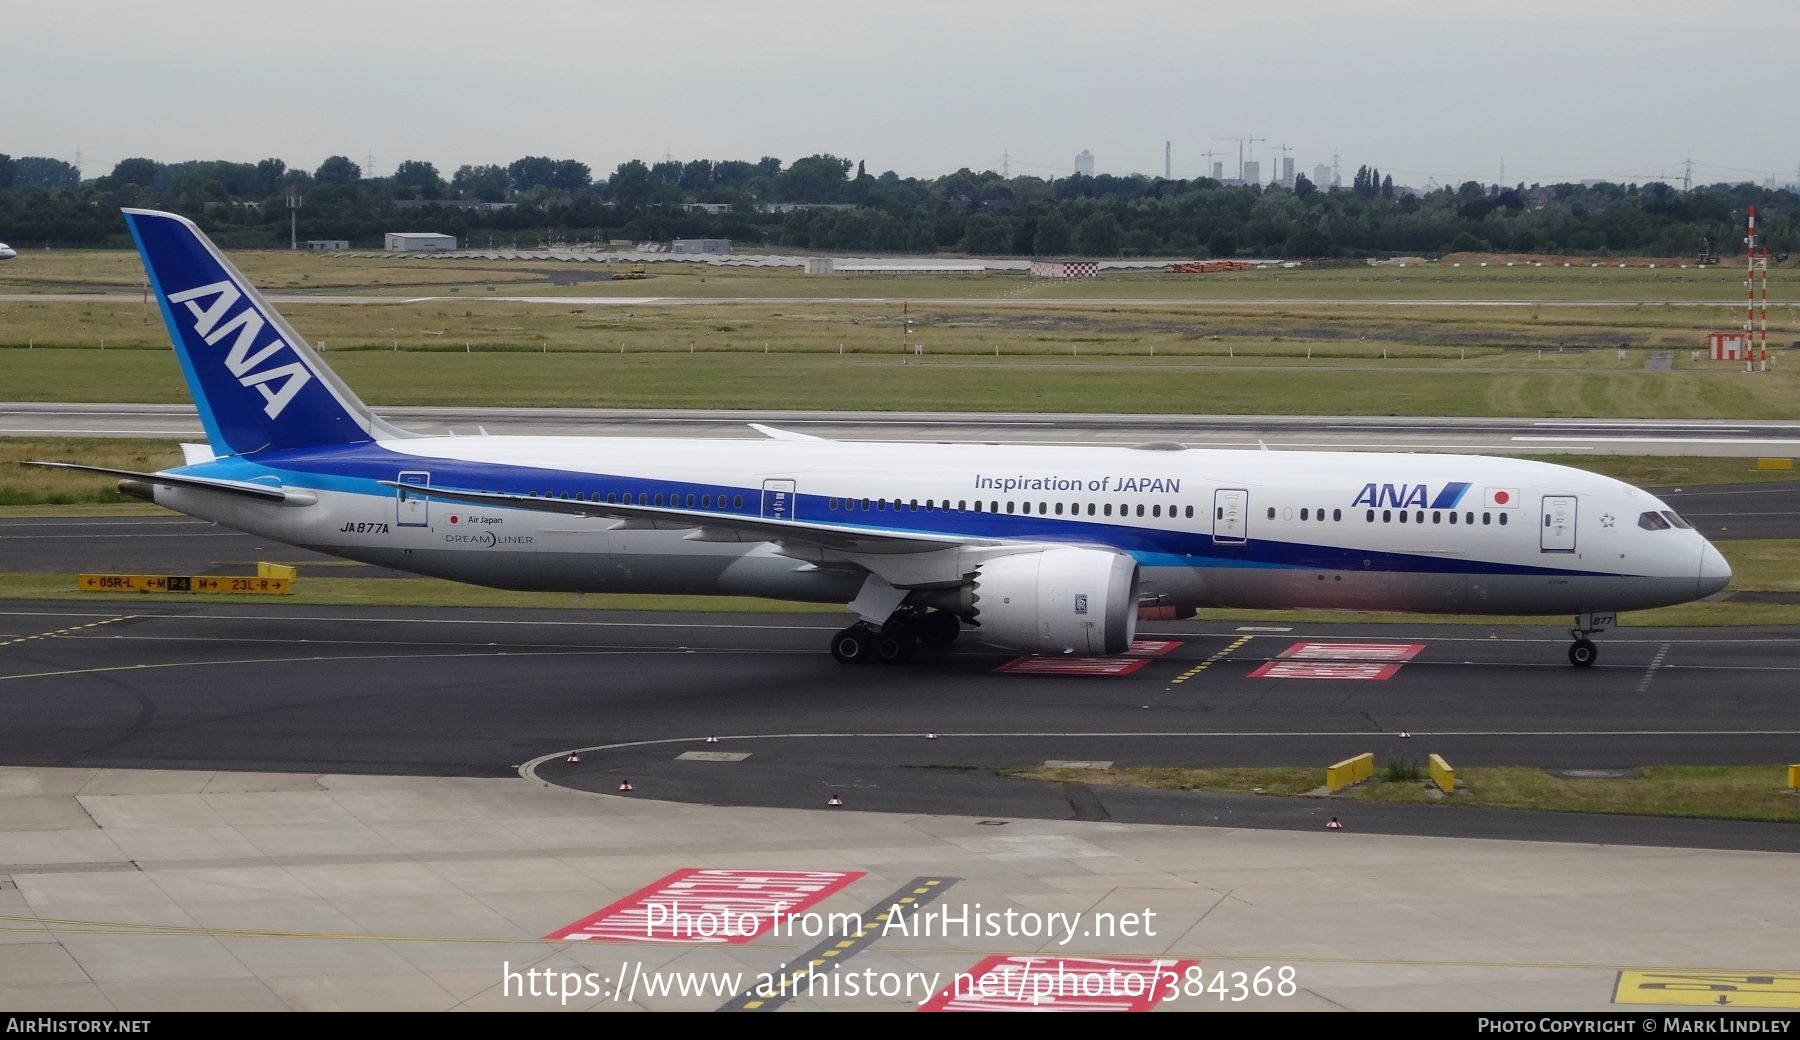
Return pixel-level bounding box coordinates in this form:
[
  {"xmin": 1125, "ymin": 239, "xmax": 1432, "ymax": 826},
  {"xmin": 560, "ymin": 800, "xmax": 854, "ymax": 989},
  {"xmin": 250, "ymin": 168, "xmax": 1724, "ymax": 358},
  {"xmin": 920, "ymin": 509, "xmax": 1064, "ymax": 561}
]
[{"xmin": 155, "ymin": 436, "xmax": 1727, "ymax": 616}]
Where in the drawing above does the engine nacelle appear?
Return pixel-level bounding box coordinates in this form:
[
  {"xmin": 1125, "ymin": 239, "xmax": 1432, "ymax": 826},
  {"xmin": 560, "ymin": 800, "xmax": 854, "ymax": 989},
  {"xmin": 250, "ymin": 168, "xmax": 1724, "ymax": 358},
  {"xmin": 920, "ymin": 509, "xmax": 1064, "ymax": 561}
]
[{"xmin": 971, "ymin": 548, "xmax": 1140, "ymax": 655}]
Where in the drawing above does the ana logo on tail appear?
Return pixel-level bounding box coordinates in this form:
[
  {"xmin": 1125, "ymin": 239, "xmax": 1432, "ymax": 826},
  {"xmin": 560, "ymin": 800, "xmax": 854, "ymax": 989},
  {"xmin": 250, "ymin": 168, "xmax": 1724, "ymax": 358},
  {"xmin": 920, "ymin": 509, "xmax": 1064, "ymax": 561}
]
[{"xmin": 165, "ymin": 280, "xmax": 314, "ymax": 419}]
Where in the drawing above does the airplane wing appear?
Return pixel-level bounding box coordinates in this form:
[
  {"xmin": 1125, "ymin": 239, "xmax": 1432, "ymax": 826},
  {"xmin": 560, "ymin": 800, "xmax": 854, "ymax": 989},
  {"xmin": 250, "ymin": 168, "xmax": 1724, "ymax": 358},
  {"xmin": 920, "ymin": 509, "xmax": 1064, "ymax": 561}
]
[
  {"xmin": 377, "ymin": 480, "xmax": 994, "ymax": 555},
  {"xmin": 747, "ymin": 423, "xmax": 828, "ymax": 442},
  {"xmin": 25, "ymin": 461, "xmax": 293, "ymax": 502}
]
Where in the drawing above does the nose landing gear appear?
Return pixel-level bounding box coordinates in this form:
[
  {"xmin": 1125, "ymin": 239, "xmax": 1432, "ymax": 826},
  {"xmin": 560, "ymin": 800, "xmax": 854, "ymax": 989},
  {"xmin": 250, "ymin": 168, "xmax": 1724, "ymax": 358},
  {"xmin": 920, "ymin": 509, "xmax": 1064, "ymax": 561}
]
[{"xmin": 1567, "ymin": 611, "xmax": 1615, "ymax": 668}]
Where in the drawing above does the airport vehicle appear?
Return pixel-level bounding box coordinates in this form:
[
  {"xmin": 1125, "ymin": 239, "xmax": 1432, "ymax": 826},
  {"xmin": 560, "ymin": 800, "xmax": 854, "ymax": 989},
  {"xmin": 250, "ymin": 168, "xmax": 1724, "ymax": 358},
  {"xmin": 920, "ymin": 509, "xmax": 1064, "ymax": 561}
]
[
  {"xmin": 0, "ymin": 243, "xmax": 16, "ymax": 260},
  {"xmin": 31, "ymin": 210, "xmax": 1731, "ymax": 668}
]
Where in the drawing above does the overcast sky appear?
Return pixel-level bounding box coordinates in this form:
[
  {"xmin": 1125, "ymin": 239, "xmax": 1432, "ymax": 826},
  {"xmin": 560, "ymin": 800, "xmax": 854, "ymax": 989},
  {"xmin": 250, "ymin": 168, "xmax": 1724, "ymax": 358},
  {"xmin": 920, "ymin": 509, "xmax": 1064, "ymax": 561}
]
[{"xmin": 10, "ymin": 0, "xmax": 1796, "ymax": 189}]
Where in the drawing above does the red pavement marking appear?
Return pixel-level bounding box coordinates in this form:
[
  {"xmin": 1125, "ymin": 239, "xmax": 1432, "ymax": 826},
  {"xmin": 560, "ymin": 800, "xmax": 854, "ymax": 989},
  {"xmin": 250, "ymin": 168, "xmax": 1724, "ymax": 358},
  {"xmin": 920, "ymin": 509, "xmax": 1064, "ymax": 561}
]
[
  {"xmin": 1249, "ymin": 660, "xmax": 1404, "ymax": 680},
  {"xmin": 995, "ymin": 640, "xmax": 1181, "ymax": 676},
  {"xmin": 1276, "ymin": 642, "xmax": 1424, "ymax": 662},
  {"xmin": 918, "ymin": 955, "xmax": 1198, "ymax": 1012},
  {"xmin": 544, "ymin": 868, "xmax": 864, "ymax": 944}
]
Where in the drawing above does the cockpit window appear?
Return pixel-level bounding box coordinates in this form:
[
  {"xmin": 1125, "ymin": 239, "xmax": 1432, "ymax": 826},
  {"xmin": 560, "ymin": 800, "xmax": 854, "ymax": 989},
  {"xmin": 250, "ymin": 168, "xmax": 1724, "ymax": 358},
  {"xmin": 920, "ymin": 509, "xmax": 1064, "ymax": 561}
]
[
  {"xmin": 1637, "ymin": 511, "xmax": 1672, "ymax": 531},
  {"xmin": 1661, "ymin": 510, "xmax": 1693, "ymax": 530}
]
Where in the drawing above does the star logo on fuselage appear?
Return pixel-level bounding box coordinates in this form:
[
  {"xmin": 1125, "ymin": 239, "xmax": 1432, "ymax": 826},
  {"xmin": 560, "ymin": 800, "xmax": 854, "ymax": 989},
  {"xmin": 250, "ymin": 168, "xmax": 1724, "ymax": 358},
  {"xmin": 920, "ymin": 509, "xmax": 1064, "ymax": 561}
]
[{"xmin": 1600, "ymin": 513, "xmax": 1616, "ymax": 528}]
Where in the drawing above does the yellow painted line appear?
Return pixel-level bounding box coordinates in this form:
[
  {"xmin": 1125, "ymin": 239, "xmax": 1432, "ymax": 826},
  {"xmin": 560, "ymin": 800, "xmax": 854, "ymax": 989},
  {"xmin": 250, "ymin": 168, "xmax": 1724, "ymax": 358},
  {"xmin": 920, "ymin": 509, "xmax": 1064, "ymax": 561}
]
[
  {"xmin": 1615, "ymin": 970, "xmax": 1800, "ymax": 1008},
  {"xmin": 1171, "ymin": 635, "xmax": 1253, "ymax": 685},
  {"xmin": 0, "ymin": 615, "xmax": 132, "ymax": 648}
]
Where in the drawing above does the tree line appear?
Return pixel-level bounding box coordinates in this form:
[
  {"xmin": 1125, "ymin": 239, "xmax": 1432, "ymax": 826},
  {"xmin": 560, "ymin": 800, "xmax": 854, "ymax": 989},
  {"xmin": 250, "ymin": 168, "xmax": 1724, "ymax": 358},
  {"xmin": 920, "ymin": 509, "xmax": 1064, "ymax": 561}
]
[{"xmin": 0, "ymin": 150, "xmax": 1792, "ymax": 259}]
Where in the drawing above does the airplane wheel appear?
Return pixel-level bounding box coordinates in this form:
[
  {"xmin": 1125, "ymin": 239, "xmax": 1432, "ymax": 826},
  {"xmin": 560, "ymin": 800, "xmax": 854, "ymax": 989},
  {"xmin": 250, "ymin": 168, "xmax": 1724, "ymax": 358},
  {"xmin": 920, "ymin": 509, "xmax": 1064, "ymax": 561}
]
[
  {"xmin": 830, "ymin": 626, "xmax": 875, "ymax": 664},
  {"xmin": 1568, "ymin": 639, "xmax": 1598, "ymax": 668},
  {"xmin": 918, "ymin": 609, "xmax": 962, "ymax": 646},
  {"xmin": 873, "ymin": 619, "xmax": 917, "ymax": 665}
]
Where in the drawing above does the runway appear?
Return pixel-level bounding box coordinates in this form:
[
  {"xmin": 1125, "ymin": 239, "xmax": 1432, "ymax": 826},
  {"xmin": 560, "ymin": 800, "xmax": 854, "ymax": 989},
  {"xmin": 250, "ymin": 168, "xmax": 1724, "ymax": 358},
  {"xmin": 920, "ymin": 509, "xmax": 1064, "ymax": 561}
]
[
  {"xmin": 8, "ymin": 402, "xmax": 1800, "ymax": 457},
  {"xmin": 2, "ymin": 601, "xmax": 1795, "ymax": 852}
]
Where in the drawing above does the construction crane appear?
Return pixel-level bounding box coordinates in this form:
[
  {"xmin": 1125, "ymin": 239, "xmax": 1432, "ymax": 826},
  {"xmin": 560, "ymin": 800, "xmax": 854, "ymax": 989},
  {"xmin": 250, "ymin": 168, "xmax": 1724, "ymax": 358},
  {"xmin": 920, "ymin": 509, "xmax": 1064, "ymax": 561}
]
[{"xmin": 1213, "ymin": 135, "xmax": 1265, "ymax": 182}]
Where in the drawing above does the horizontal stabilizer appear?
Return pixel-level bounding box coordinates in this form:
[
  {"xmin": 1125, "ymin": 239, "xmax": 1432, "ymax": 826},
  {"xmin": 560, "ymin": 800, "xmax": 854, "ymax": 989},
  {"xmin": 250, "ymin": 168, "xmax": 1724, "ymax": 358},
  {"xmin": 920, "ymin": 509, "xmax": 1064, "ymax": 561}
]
[{"xmin": 25, "ymin": 461, "xmax": 293, "ymax": 502}]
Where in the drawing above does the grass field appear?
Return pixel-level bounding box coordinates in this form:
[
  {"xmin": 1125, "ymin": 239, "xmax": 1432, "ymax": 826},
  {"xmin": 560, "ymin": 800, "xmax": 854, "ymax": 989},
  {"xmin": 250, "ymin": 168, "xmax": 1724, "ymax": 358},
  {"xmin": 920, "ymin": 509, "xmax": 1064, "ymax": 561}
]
[
  {"xmin": 1007, "ymin": 764, "xmax": 1800, "ymax": 823},
  {"xmin": 2, "ymin": 247, "xmax": 1794, "ymax": 302},
  {"xmin": 5, "ymin": 246, "xmax": 1795, "ymax": 417},
  {"xmin": 3, "ymin": 345, "xmax": 1797, "ymax": 417}
]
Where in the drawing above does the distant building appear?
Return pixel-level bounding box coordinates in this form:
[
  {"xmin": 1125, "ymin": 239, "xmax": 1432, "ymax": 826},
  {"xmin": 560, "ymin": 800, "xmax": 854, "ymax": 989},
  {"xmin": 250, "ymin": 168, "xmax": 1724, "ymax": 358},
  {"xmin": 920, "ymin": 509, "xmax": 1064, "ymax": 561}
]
[
  {"xmin": 671, "ymin": 238, "xmax": 731, "ymax": 254},
  {"xmin": 1242, "ymin": 160, "xmax": 1260, "ymax": 186},
  {"xmin": 1211, "ymin": 161, "xmax": 1224, "ymax": 181},
  {"xmin": 1313, "ymin": 164, "xmax": 1332, "ymax": 189},
  {"xmin": 1073, "ymin": 150, "xmax": 1095, "ymax": 177},
  {"xmin": 302, "ymin": 239, "xmax": 349, "ymax": 251},
  {"xmin": 1281, "ymin": 157, "xmax": 1295, "ymax": 188},
  {"xmin": 384, "ymin": 232, "xmax": 457, "ymax": 252}
]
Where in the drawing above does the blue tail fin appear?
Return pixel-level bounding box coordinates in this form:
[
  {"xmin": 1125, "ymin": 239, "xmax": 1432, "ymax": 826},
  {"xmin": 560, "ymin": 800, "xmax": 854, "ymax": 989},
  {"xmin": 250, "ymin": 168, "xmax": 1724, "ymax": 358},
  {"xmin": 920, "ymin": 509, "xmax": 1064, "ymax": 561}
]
[{"xmin": 124, "ymin": 208, "xmax": 405, "ymax": 456}]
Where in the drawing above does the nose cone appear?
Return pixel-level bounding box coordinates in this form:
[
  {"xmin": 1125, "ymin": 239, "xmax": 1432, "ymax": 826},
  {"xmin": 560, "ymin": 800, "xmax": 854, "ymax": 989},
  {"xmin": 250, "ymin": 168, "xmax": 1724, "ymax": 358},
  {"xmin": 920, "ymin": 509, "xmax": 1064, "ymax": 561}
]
[{"xmin": 1697, "ymin": 540, "xmax": 1731, "ymax": 598}]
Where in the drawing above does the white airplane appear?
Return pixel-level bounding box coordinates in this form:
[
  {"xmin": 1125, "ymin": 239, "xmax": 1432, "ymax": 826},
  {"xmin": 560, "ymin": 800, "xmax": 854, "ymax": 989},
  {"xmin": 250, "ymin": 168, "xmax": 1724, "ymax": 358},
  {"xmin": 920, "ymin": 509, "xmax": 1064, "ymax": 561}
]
[
  {"xmin": 0, "ymin": 242, "xmax": 17, "ymax": 260},
  {"xmin": 31, "ymin": 209, "xmax": 1731, "ymax": 668}
]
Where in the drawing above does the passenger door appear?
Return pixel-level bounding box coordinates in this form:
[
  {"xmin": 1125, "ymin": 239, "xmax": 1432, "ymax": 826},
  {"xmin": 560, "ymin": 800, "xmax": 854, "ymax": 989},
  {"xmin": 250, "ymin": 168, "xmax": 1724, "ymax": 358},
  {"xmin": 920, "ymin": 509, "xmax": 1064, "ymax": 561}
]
[
  {"xmin": 1212, "ymin": 488, "xmax": 1247, "ymax": 544},
  {"xmin": 1540, "ymin": 495, "xmax": 1577, "ymax": 552},
  {"xmin": 396, "ymin": 471, "xmax": 430, "ymax": 527}
]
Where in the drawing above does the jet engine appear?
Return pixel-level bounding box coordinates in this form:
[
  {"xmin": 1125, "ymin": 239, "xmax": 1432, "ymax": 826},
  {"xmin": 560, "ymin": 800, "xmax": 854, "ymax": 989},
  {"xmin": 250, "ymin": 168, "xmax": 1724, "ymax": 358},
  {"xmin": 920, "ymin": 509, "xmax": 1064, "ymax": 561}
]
[{"xmin": 970, "ymin": 548, "xmax": 1139, "ymax": 655}]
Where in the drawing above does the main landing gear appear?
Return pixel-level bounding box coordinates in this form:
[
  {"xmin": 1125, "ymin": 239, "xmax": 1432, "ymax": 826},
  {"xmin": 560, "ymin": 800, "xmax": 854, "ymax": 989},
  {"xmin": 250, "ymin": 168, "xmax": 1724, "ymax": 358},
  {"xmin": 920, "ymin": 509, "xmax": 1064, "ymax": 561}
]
[
  {"xmin": 1567, "ymin": 611, "xmax": 1615, "ymax": 668},
  {"xmin": 830, "ymin": 608, "xmax": 962, "ymax": 665}
]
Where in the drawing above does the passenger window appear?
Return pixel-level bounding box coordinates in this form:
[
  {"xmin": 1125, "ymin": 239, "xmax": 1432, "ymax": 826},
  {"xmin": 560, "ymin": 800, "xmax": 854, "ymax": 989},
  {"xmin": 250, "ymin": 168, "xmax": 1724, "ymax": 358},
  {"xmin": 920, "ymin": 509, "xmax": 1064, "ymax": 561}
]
[
  {"xmin": 1499, "ymin": 513, "xmax": 1508, "ymax": 526},
  {"xmin": 1333, "ymin": 508, "xmax": 1342, "ymax": 521},
  {"xmin": 1465, "ymin": 511, "xmax": 1474, "ymax": 525},
  {"xmin": 1089, "ymin": 504, "xmax": 1097, "ymax": 516},
  {"xmin": 733, "ymin": 495, "xmax": 743, "ymax": 509},
  {"xmin": 1300, "ymin": 508, "xmax": 1309, "ymax": 521},
  {"xmin": 1006, "ymin": 501, "xmax": 1015, "ymax": 514},
  {"xmin": 653, "ymin": 494, "xmax": 664, "ymax": 506},
  {"xmin": 1482, "ymin": 512, "xmax": 1490, "ymax": 525},
  {"xmin": 1153, "ymin": 505, "xmax": 1161, "ymax": 518},
  {"xmin": 685, "ymin": 494, "xmax": 695, "ymax": 507},
  {"xmin": 1398, "ymin": 510, "xmax": 1408, "ymax": 524},
  {"xmin": 1382, "ymin": 509, "xmax": 1391, "ymax": 522},
  {"xmin": 1106, "ymin": 504, "xmax": 1115, "ymax": 517},
  {"xmin": 1185, "ymin": 505, "xmax": 1194, "ymax": 518},
  {"xmin": 1432, "ymin": 511, "xmax": 1441, "ymax": 524},
  {"xmin": 1136, "ymin": 504, "xmax": 1145, "ymax": 517},
  {"xmin": 1448, "ymin": 510, "xmax": 1457, "ymax": 524}
]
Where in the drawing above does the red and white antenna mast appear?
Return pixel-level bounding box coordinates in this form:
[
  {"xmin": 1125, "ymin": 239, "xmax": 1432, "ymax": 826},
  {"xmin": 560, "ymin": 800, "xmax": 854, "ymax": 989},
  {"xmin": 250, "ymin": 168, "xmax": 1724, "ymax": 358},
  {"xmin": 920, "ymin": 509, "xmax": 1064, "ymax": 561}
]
[{"xmin": 1745, "ymin": 206, "xmax": 1771, "ymax": 373}]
